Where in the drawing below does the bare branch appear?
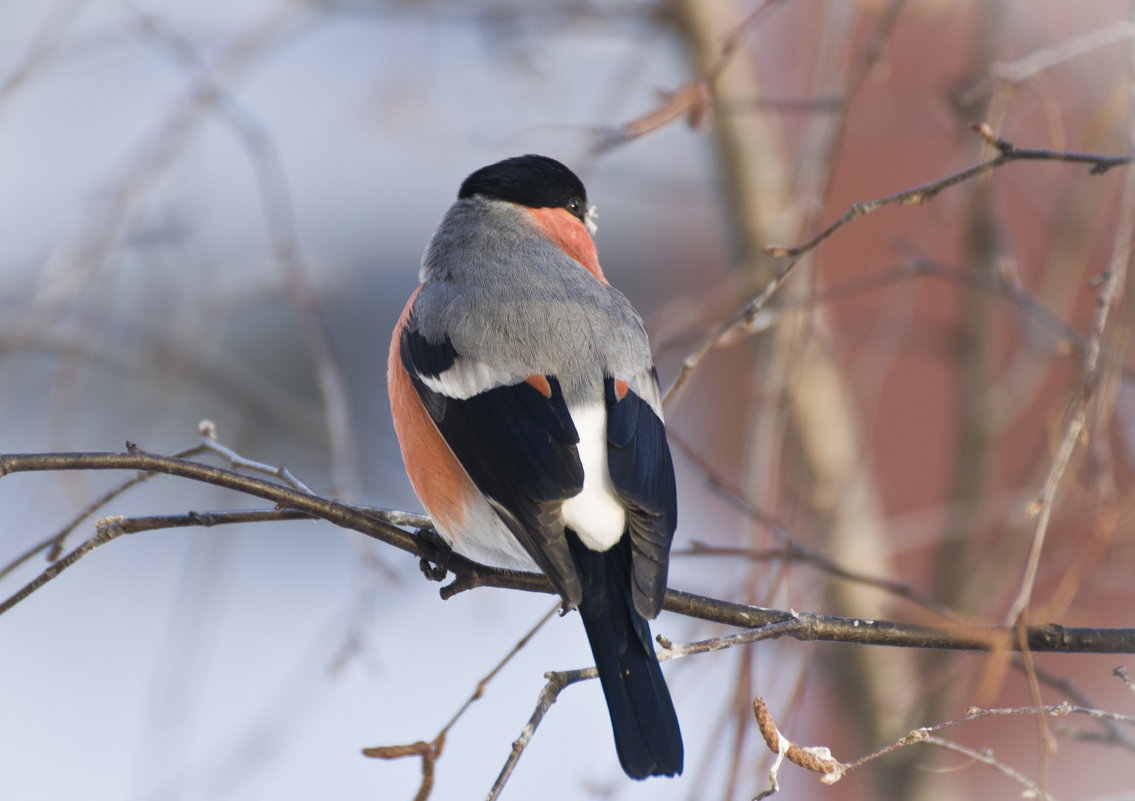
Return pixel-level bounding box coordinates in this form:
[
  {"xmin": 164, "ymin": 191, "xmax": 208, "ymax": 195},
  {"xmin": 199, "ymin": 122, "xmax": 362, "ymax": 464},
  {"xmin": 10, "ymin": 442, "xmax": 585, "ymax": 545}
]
[
  {"xmin": 661, "ymin": 591, "xmax": 1135, "ymax": 654},
  {"xmin": 923, "ymin": 737, "xmax": 1056, "ymax": 801},
  {"xmin": 94, "ymin": 507, "xmax": 317, "ymax": 534},
  {"xmin": 362, "ymin": 606, "xmax": 558, "ymax": 801},
  {"xmin": 3, "ymin": 449, "xmax": 1135, "ymax": 657},
  {"xmin": 958, "ymin": 18, "xmax": 1135, "ymax": 106},
  {"xmin": 0, "ymin": 448, "xmax": 415, "ymax": 616},
  {"xmin": 756, "ymin": 697, "xmax": 1135, "ymax": 798},
  {"xmin": 0, "ymin": 442, "xmax": 211, "ymax": 582},
  {"xmin": 130, "ymin": 10, "xmax": 361, "ymax": 497},
  {"xmin": 663, "ymin": 128, "xmax": 1131, "ymax": 404},
  {"xmin": 197, "ymin": 427, "xmax": 313, "ymax": 493},
  {"xmin": 479, "ymin": 611, "xmax": 805, "ymax": 799},
  {"xmin": 485, "ymin": 665, "xmax": 595, "ymax": 801},
  {"xmin": 769, "ymin": 125, "xmax": 1131, "ymax": 261},
  {"xmin": 0, "ymin": 0, "xmax": 85, "ymax": 108},
  {"xmin": 589, "ymin": 0, "xmax": 787, "ymax": 154},
  {"xmin": 1004, "ymin": 138, "xmax": 1134, "ymax": 627},
  {"xmin": 669, "ymin": 431, "xmax": 956, "ymax": 617}
]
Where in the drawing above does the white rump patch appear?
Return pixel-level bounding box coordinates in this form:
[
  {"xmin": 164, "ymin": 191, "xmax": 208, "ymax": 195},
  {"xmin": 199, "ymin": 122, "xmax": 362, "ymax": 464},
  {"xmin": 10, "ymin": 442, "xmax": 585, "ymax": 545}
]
[
  {"xmin": 419, "ymin": 357, "xmax": 516, "ymax": 400},
  {"xmin": 561, "ymin": 404, "xmax": 625, "ymax": 551}
]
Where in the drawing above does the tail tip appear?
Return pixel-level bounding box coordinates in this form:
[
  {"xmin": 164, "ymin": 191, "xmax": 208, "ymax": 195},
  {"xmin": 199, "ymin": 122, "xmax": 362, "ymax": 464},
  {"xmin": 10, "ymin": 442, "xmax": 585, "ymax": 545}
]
[{"xmin": 616, "ymin": 736, "xmax": 683, "ymax": 780}]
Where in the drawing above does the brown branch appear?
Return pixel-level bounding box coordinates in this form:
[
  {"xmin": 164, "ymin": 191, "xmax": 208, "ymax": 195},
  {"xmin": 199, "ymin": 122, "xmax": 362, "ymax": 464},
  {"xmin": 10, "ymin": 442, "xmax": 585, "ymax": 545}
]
[
  {"xmin": 3, "ymin": 449, "xmax": 1135, "ymax": 656},
  {"xmin": 5, "ymin": 447, "xmax": 1135, "ymax": 801},
  {"xmin": 662, "ymin": 591, "xmax": 1135, "ymax": 653},
  {"xmin": 0, "ymin": 446, "xmax": 197, "ymax": 581},
  {"xmin": 664, "ymin": 129, "xmax": 1132, "ymax": 404},
  {"xmin": 656, "ymin": 254, "xmax": 1135, "ymax": 388},
  {"xmin": 101, "ymin": 507, "xmax": 317, "ymax": 533},
  {"xmin": 1004, "ymin": 266, "xmax": 1126, "ymax": 627},
  {"xmin": 767, "ymin": 124, "xmax": 1132, "ymax": 261},
  {"xmin": 589, "ymin": 0, "xmax": 787, "ymax": 153},
  {"xmin": 485, "ymin": 665, "xmax": 596, "ymax": 801},
  {"xmin": 0, "ymin": 448, "xmax": 415, "ymax": 616}
]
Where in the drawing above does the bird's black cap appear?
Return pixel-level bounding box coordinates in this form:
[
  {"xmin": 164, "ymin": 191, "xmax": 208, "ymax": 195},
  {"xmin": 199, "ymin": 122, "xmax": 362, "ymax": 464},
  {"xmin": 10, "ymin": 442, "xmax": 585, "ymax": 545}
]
[{"xmin": 458, "ymin": 154, "xmax": 588, "ymax": 222}]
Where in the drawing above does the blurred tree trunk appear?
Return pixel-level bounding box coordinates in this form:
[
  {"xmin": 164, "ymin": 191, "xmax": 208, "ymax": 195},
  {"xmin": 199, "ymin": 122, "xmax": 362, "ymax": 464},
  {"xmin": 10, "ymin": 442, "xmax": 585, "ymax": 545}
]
[{"xmin": 676, "ymin": 2, "xmax": 947, "ymax": 799}]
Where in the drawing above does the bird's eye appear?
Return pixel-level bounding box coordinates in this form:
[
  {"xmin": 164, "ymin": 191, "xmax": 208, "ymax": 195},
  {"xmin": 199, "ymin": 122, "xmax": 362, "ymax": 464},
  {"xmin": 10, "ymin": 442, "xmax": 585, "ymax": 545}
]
[{"xmin": 566, "ymin": 198, "xmax": 582, "ymax": 216}]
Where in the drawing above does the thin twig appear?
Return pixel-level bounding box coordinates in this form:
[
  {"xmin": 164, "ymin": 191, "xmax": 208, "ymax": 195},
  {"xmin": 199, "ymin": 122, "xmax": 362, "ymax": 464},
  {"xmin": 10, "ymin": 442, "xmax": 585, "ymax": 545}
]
[
  {"xmin": 0, "ymin": 442, "xmax": 208, "ymax": 582},
  {"xmin": 0, "ymin": 0, "xmax": 86, "ymax": 107},
  {"xmin": 0, "ymin": 449, "xmax": 416, "ymax": 617},
  {"xmin": 0, "ymin": 420, "xmax": 319, "ymax": 572},
  {"xmin": 0, "ymin": 514, "xmax": 133, "ymax": 617},
  {"xmin": 485, "ymin": 666, "xmax": 593, "ymax": 801},
  {"xmin": 664, "ymin": 129, "xmax": 1132, "ymax": 404},
  {"xmin": 363, "ymin": 605, "xmax": 558, "ymax": 801},
  {"xmin": 922, "ymin": 737, "xmax": 1056, "ymax": 801},
  {"xmin": 757, "ymin": 699, "xmax": 1135, "ymax": 797},
  {"xmin": 1003, "ymin": 135, "xmax": 1134, "ymax": 628},
  {"xmin": 958, "ymin": 18, "xmax": 1135, "ymax": 106},
  {"xmin": 485, "ymin": 618, "xmax": 802, "ymax": 799},
  {"xmin": 769, "ymin": 128, "xmax": 1126, "ymax": 259},
  {"xmin": 753, "ymin": 697, "xmax": 845, "ymax": 792},
  {"xmin": 656, "ymin": 254, "xmax": 1135, "ymax": 384},
  {"xmin": 1023, "ymin": 663, "xmax": 1135, "ymax": 754},
  {"xmin": 131, "ymin": 8, "xmax": 360, "ymax": 498},
  {"xmin": 841, "ymin": 701, "xmax": 1135, "ymax": 777},
  {"xmin": 198, "ymin": 431, "xmax": 313, "ymax": 493},
  {"xmin": 669, "ymin": 431, "xmax": 955, "ymax": 617},
  {"xmin": 589, "ymin": 0, "xmax": 788, "ymax": 153}
]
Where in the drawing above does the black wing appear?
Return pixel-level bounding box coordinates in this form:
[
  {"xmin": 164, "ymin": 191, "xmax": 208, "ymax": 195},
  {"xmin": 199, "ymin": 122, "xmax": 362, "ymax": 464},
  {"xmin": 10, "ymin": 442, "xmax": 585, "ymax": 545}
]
[
  {"xmin": 605, "ymin": 375, "xmax": 677, "ymax": 619},
  {"xmin": 401, "ymin": 326, "xmax": 585, "ymax": 607}
]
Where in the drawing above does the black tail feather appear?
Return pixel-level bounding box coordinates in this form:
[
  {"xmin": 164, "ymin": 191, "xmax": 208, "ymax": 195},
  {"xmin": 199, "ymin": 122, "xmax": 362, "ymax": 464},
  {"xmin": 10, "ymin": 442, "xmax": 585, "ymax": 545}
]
[{"xmin": 567, "ymin": 531, "xmax": 683, "ymax": 779}]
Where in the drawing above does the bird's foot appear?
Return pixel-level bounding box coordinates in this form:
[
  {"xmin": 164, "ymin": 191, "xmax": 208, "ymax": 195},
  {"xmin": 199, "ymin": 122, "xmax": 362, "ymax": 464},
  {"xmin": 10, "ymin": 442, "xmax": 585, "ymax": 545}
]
[{"xmin": 416, "ymin": 527, "xmax": 452, "ymax": 582}]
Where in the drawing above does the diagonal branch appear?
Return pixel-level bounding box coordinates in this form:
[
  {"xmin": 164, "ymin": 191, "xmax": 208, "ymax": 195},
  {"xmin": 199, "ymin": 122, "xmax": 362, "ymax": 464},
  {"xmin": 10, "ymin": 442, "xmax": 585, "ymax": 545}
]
[
  {"xmin": 664, "ymin": 127, "xmax": 1133, "ymax": 404},
  {"xmin": 766, "ymin": 123, "xmax": 1132, "ymax": 261}
]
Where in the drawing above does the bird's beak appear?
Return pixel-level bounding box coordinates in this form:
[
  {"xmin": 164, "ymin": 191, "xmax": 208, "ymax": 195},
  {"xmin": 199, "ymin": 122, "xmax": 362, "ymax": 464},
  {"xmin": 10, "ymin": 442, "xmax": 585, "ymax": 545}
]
[{"xmin": 585, "ymin": 205, "xmax": 599, "ymax": 236}]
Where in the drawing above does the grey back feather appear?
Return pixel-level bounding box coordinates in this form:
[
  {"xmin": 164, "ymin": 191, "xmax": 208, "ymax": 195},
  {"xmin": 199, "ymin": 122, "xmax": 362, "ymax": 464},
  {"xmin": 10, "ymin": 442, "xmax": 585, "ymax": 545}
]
[{"xmin": 415, "ymin": 197, "xmax": 653, "ymax": 405}]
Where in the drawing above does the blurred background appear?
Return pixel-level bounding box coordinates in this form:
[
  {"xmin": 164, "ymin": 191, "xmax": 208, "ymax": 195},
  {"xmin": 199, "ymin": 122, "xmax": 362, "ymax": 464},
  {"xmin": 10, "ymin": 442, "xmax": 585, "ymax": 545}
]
[{"xmin": 2, "ymin": 1, "xmax": 1134, "ymax": 800}]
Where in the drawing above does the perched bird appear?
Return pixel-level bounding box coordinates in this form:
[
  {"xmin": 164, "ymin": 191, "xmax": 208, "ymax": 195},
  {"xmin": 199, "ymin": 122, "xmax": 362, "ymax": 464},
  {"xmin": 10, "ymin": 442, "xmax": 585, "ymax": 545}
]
[{"xmin": 388, "ymin": 154, "xmax": 682, "ymax": 779}]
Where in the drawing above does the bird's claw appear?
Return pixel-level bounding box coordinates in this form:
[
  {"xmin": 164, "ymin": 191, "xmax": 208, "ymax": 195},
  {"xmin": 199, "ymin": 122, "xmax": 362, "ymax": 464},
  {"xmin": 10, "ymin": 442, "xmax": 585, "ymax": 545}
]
[{"xmin": 416, "ymin": 527, "xmax": 452, "ymax": 582}]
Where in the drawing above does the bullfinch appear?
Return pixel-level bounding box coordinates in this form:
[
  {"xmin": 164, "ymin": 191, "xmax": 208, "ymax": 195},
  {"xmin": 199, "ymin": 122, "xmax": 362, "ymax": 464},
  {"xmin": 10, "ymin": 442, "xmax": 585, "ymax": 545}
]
[{"xmin": 388, "ymin": 154, "xmax": 682, "ymax": 779}]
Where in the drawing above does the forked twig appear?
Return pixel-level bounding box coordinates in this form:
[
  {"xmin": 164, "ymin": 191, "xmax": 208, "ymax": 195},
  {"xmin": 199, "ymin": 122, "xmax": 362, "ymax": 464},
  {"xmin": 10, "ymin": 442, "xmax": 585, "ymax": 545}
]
[
  {"xmin": 589, "ymin": 0, "xmax": 787, "ymax": 153},
  {"xmin": 663, "ymin": 127, "xmax": 1132, "ymax": 404},
  {"xmin": 485, "ymin": 666, "xmax": 596, "ymax": 801},
  {"xmin": 753, "ymin": 695, "xmax": 1135, "ymax": 799},
  {"xmin": 363, "ymin": 605, "xmax": 558, "ymax": 801}
]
